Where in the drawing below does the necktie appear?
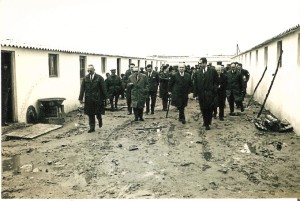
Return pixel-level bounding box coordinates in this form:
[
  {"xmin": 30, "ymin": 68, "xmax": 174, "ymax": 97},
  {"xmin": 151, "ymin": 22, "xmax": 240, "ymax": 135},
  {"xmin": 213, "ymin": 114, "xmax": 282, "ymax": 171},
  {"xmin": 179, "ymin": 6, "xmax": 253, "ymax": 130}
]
[{"xmin": 90, "ymin": 75, "xmax": 92, "ymax": 80}]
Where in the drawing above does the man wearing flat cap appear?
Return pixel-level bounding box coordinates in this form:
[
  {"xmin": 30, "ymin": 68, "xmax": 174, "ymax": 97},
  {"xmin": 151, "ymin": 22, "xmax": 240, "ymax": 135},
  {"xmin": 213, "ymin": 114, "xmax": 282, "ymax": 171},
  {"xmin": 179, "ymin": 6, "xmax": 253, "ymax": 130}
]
[{"xmin": 106, "ymin": 68, "xmax": 122, "ymax": 111}]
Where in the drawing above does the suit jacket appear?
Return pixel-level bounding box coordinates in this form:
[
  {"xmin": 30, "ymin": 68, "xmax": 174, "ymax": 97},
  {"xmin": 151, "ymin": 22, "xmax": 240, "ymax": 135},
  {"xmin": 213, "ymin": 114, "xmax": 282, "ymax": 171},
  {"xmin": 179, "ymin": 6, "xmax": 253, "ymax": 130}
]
[
  {"xmin": 168, "ymin": 72, "xmax": 192, "ymax": 108},
  {"xmin": 146, "ymin": 70, "xmax": 160, "ymax": 92},
  {"xmin": 225, "ymin": 70, "xmax": 244, "ymax": 101},
  {"xmin": 79, "ymin": 73, "xmax": 107, "ymax": 115},
  {"xmin": 194, "ymin": 67, "xmax": 218, "ymax": 109}
]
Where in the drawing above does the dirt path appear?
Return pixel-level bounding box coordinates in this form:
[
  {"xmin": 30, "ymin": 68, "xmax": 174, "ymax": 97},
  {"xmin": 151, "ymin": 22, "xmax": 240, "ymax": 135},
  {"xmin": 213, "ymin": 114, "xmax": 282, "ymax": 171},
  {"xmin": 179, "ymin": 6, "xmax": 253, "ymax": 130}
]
[{"xmin": 1, "ymin": 97, "xmax": 300, "ymax": 199}]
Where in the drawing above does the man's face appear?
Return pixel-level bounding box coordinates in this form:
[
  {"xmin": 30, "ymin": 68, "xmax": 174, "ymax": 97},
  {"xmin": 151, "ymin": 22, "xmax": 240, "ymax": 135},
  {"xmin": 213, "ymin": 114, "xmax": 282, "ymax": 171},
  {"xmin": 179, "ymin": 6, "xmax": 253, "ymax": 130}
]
[
  {"xmin": 147, "ymin": 67, "xmax": 152, "ymax": 72},
  {"xmin": 87, "ymin": 66, "xmax": 95, "ymax": 75},
  {"xmin": 129, "ymin": 65, "xmax": 134, "ymax": 71},
  {"xmin": 199, "ymin": 60, "xmax": 206, "ymax": 68},
  {"xmin": 178, "ymin": 65, "xmax": 185, "ymax": 73},
  {"xmin": 231, "ymin": 64, "xmax": 236, "ymax": 71},
  {"xmin": 111, "ymin": 70, "xmax": 116, "ymax": 75}
]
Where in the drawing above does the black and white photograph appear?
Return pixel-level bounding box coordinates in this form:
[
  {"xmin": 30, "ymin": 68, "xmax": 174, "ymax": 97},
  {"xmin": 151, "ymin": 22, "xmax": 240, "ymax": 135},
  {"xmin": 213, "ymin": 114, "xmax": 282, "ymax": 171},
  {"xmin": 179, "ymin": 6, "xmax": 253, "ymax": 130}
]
[{"xmin": 1, "ymin": 0, "xmax": 300, "ymax": 199}]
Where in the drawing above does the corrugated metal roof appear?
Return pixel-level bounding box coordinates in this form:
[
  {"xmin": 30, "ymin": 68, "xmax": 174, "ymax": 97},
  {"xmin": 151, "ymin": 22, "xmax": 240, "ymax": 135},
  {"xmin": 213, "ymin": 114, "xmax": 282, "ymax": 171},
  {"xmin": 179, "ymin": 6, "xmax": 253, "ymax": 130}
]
[
  {"xmin": 235, "ymin": 24, "xmax": 300, "ymax": 56},
  {"xmin": 0, "ymin": 39, "xmax": 154, "ymax": 60}
]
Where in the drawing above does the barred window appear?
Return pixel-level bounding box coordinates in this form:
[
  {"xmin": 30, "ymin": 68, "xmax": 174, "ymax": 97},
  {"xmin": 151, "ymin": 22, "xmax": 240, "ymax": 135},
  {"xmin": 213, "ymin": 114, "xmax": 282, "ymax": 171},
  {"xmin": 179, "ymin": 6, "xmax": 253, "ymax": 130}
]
[{"xmin": 49, "ymin": 54, "xmax": 58, "ymax": 77}]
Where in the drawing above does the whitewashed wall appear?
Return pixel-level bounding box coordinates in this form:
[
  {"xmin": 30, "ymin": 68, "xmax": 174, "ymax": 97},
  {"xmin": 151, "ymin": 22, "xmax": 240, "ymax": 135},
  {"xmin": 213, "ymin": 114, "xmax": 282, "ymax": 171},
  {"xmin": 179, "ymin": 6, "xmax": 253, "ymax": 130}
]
[
  {"xmin": 233, "ymin": 30, "xmax": 300, "ymax": 135},
  {"xmin": 1, "ymin": 46, "xmax": 166, "ymax": 123}
]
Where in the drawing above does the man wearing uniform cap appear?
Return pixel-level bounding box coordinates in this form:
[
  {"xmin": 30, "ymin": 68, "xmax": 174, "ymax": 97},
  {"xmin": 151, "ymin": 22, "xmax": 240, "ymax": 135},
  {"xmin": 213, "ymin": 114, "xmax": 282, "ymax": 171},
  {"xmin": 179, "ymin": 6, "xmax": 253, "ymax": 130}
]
[{"xmin": 106, "ymin": 68, "xmax": 122, "ymax": 111}]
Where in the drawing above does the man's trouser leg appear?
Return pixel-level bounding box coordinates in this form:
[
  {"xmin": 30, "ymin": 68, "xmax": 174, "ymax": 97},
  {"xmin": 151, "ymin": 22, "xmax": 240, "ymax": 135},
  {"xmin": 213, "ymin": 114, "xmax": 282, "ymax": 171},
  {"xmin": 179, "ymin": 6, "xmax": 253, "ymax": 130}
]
[
  {"xmin": 150, "ymin": 91, "xmax": 157, "ymax": 113},
  {"xmin": 145, "ymin": 97, "xmax": 150, "ymax": 113},
  {"xmin": 228, "ymin": 93, "xmax": 235, "ymax": 113},
  {"xmin": 88, "ymin": 114, "xmax": 95, "ymax": 130}
]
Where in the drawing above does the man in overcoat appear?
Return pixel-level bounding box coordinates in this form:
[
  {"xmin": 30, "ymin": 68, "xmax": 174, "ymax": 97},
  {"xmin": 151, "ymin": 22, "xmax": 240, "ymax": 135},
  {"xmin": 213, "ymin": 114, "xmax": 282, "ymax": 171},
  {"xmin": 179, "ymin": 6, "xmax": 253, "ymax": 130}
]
[
  {"xmin": 159, "ymin": 65, "xmax": 170, "ymax": 111},
  {"xmin": 213, "ymin": 65, "xmax": 227, "ymax": 121},
  {"xmin": 127, "ymin": 66, "xmax": 149, "ymax": 121},
  {"xmin": 194, "ymin": 57, "xmax": 218, "ymax": 130},
  {"xmin": 145, "ymin": 64, "xmax": 160, "ymax": 114},
  {"xmin": 168, "ymin": 62, "xmax": 193, "ymax": 124},
  {"xmin": 124, "ymin": 63, "xmax": 135, "ymax": 115},
  {"xmin": 225, "ymin": 62, "xmax": 245, "ymax": 114},
  {"xmin": 79, "ymin": 64, "xmax": 107, "ymax": 133},
  {"xmin": 106, "ymin": 69, "xmax": 122, "ymax": 111}
]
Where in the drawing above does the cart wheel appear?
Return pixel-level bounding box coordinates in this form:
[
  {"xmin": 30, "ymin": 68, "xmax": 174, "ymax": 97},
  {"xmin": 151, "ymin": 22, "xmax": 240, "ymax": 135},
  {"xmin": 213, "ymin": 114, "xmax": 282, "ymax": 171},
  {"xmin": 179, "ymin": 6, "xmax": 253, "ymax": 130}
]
[{"xmin": 26, "ymin": 105, "xmax": 38, "ymax": 124}]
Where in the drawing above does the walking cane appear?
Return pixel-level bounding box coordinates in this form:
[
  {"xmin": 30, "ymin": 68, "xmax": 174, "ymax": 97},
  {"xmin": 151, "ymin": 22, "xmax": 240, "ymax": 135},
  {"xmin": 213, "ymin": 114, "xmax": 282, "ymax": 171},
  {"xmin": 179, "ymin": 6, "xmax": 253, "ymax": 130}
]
[
  {"xmin": 247, "ymin": 66, "xmax": 267, "ymax": 108},
  {"xmin": 257, "ymin": 50, "xmax": 283, "ymax": 118},
  {"xmin": 166, "ymin": 95, "xmax": 171, "ymax": 118}
]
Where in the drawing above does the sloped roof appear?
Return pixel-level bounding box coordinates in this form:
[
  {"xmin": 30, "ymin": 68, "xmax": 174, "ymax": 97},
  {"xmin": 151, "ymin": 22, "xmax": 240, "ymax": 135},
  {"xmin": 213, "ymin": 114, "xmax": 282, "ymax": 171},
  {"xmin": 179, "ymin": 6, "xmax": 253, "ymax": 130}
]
[
  {"xmin": 0, "ymin": 39, "xmax": 155, "ymax": 60},
  {"xmin": 236, "ymin": 24, "xmax": 300, "ymax": 56}
]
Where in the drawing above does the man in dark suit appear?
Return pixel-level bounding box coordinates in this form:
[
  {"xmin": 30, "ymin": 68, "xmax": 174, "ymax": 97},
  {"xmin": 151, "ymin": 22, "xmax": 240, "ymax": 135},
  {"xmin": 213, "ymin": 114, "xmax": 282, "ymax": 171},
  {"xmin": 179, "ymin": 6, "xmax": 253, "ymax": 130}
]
[
  {"xmin": 168, "ymin": 62, "xmax": 193, "ymax": 124},
  {"xmin": 145, "ymin": 64, "xmax": 160, "ymax": 114},
  {"xmin": 194, "ymin": 57, "xmax": 218, "ymax": 130},
  {"xmin": 79, "ymin": 64, "xmax": 107, "ymax": 133}
]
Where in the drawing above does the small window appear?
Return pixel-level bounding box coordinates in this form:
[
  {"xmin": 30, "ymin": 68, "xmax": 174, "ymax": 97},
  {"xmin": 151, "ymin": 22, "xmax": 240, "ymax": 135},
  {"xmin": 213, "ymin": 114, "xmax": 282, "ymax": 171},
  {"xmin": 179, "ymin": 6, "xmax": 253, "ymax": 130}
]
[
  {"xmin": 277, "ymin": 41, "xmax": 283, "ymax": 67},
  {"xmin": 101, "ymin": 57, "xmax": 106, "ymax": 73},
  {"xmin": 217, "ymin": 61, "xmax": 222, "ymax": 65},
  {"xmin": 49, "ymin": 54, "xmax": 58, "ymax": 77},
  {"xmin": 256, "ymin": 50, "xmax": 258, "ymax": 66},
  {"xmin": 249, "ymin": 52, "xmax": 252, "ymax": 66},
  {"xmin": 79, "ymin": 56, "xmax": 86, "ymax": 79},
  {"xmin": 137, "ymin": 60, "xmax": 140, "ymax": 67},
  {"xmin": 298, "ymin": 34, "xmax": 300, "ymax": 67},
  {"xmin": 264, "ymin": 46, "xmax": 268, "ymax": 67},
  {"xmin": 145, "ymin": 61, "xmax": 147, "ymax": 67},
  {"xmin": 129, "ymin": 59, "xmax": 132, "ymax": 66}
]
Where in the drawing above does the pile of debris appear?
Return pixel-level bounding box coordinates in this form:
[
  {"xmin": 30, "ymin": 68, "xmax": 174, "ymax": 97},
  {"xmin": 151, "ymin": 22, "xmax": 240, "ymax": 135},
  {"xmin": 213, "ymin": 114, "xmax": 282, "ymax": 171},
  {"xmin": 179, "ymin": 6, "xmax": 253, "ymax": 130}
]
[{"xmin": 254, "ymin": 114, "xmax": 293, "ymax": 133}]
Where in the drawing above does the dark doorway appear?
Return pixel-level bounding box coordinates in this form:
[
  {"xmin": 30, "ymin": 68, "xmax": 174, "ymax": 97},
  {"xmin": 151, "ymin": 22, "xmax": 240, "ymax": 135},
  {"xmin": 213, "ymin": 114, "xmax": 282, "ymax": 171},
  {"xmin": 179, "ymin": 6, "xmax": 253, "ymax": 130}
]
[
  {"xmin": 117, "ymin": 58, "xmax": 121, "ymax": 76},
  {"xmin": 1, "ymin": 51, "xmax": 13, "ymax": 124}
]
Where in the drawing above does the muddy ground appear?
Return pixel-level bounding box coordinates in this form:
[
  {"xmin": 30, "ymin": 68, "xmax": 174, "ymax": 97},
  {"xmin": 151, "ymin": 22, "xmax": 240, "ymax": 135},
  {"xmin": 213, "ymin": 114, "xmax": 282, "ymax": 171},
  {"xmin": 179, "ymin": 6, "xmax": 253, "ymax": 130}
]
[{"xmin": 1, "ymin": 96, "xmax": 300, "ymax": 199}]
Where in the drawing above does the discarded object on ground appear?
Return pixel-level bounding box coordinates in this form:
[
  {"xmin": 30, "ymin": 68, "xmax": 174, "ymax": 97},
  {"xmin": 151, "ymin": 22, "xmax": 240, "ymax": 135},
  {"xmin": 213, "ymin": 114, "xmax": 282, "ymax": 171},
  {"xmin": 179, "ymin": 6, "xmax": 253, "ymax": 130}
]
[
  {"xmin": 254, "ymin": 114, "xmax": 293, "ymax": 133},
  {"xmin": 129, "ymin": 145, "xmax": 138, "ymax": 151}
]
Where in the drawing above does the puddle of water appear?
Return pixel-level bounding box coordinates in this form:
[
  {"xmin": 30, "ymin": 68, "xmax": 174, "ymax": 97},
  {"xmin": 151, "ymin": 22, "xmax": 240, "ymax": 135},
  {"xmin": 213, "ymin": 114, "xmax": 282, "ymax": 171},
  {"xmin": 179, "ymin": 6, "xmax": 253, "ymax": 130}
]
[{"xmin": 2, "ymin": 155, "xmax": 21, "ymax": 174}]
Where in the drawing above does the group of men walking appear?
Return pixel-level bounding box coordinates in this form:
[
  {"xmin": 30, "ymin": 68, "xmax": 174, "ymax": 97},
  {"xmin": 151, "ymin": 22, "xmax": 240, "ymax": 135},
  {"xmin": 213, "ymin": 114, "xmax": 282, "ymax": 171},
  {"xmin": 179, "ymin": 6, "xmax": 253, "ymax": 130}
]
[{"xmin": 78, "ymin": 58, "xmax": 249, "ymax": 132}]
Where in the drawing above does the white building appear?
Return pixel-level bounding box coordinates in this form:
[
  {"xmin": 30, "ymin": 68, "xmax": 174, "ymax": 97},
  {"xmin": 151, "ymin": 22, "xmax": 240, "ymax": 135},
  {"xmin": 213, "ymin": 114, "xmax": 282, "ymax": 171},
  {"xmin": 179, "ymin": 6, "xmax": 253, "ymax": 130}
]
[
  {"xmin": 1, "ymin": 40, "xmax": 166, "ymax": 124},
  {"xmin": 232, "ymin": 24, "xmax": 300, "ymax": 135}
]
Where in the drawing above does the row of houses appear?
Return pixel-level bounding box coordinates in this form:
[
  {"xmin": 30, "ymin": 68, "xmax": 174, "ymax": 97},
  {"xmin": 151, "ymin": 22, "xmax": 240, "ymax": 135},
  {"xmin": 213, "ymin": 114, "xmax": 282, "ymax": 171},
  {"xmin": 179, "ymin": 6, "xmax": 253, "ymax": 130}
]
[
  {"xmin": 1, "ymin": 40, "xmax": 168, "ymax": 125},
  {"xmin": 232, "ymin": 24, "xmax": 300, "ymax": 135},
  {"xmin": 1, "ymin": 24, "xmax": 300, "ymax": 135}
]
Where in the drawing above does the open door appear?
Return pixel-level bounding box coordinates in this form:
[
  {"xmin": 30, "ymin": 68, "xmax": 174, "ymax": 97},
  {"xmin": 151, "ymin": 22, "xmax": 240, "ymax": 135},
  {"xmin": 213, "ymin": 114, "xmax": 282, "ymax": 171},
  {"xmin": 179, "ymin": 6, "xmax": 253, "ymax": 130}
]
[{"xmin": 1, "ymin": 51, "xmax": 15, "ymax": 125}]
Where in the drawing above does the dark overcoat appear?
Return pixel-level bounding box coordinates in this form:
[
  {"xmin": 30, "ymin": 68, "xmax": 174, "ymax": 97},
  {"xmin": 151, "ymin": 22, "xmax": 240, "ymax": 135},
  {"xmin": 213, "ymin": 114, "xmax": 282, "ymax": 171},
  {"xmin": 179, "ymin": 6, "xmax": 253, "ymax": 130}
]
[
  {"xmin": 128, "ymin": 72, "xmax": 149, "ymax": 108},
  {"xmin": 194, "ymin": 67, "xmax": 218, "ymax": 109},
  {"xmin": 159, "ymin": 71, "xmax": 170, "ymax": 97},
  {"xmin": 106, "ymin": 74, "xmax": 122, "ymax": 97},
  {"xmin": 78, "ymin": 73, "xmax": 107, "ymax": 115},
  {"xmin": 225, "ymin": 70, "xmax": 245, "ymax": 101},
  {"xmin": 168, "ymin": 72, "xmax": 192, "ymax": 108},
  {"xmin": 216, "ymin": 72, "xmax": 227, "ymax": 106}
]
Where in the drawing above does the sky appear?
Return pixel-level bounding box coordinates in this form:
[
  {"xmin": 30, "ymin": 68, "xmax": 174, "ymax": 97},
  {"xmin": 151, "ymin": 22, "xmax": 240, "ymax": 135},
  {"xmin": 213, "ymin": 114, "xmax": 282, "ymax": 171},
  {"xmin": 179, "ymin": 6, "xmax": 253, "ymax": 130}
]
[{"xmin": 0, "ymin": 0, "xmax": 300, "ymax": 57}]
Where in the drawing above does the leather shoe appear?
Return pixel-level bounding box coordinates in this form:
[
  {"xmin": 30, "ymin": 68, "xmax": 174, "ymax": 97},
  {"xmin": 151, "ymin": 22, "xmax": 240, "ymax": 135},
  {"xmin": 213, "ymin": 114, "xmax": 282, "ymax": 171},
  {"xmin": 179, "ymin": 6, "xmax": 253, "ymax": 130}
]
[
  {"xmin": 219, "ymin": 117, "xmax": 224, "ymax": 121},
  {"xmin": 182, "ymin": 120, "xmax": 186, "ymax": 124},
  {"xmin": 151, "ymin": 111, "xmax": 154, "ymax": 114},
  {"xmin": 134, "ymin": 118, "xmax": 138, "ymax": 121},
  {"xmin": 98, "ymin": 119, "xmax": 103, "ymax": 128},
  {"xmin": 140, "ymin": 118, "xmax": 144, "ymax": 121},
  {"xmin": 88, "ymin": 128, "xmax": 95, "ymax": 133},
  {"xmin": 205, "ymin": 125, "xmax": 210, "ymax": 130}
]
